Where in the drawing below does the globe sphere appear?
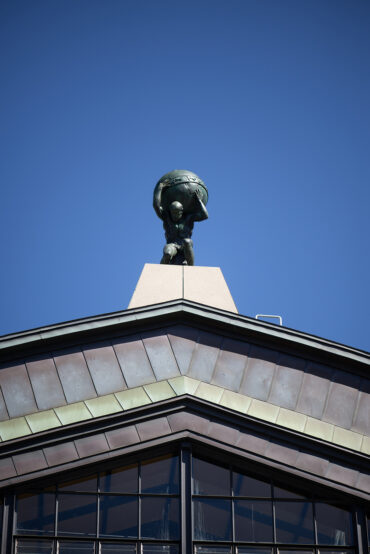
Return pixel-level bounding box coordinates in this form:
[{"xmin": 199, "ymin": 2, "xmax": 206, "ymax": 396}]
[{"xmin": 154, "ymin": 169, "xmax": 208, "ymax": 213}]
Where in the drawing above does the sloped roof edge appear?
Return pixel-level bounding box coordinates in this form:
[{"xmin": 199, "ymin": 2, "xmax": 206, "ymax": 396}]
[{"xmin": 0, "ymin": 300, "xmax": 369, "ymax": 370}]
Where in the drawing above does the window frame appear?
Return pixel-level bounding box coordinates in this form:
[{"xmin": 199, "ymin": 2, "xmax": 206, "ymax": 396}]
[{"xmin": 0, "ymin": 441, "xmax": 367, "ymax": 554}]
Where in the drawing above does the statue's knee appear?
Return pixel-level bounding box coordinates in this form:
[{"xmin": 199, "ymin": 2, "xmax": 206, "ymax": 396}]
[
  {"xmin": 164, "ymin": 244, "xmax": 175, "ymax": 257},
  {"xmin": 183, "ymin": 238, "xmax": 193, "ymax": 248}
]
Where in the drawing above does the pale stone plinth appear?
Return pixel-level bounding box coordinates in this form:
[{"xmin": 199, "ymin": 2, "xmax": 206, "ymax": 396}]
[{"xmin": 128, "ymin": 264, "xmax": 238, "ymax": 313}]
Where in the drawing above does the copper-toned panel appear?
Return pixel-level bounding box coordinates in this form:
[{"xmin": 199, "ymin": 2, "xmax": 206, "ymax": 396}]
[
  {"xmin": 239, "ymin": 346, "xmax": 278, "ymax": 401},
  {"xmin": 105, "ymin": 425, "xmax": 140, "ymax": 450},
  {"xmin": 44, "ymin": 441, "xmax": 79, "ymax": 467},
  {"xmin": 296, "ymin": 363, "xmax": 333, "ymax": 419},
  {"xmin": 323, "ymin": 371, "xmax": 360, "ymax": 429},
  {"xmin": 0, "ymin": 388, "xmax": 8, "ymax": 421},
  {"xmin": 325, "ymin": 462, "xmax": 359, "ymax": 488},
  {"xmin": 113, "ymin": 335, "xmax": 155, "ymax": 388},
  {"xmin": 53, "ymin": 348, "xmax": 97, "ymax": 404},
  {"xmin": 75, "ymin": 433, "xmax": 109, "ymax": 458},
  {"xmin": 83, "ymin": 342, "xmax": 127, "ymax": 396},
  {"xmin": 351, "ymin": 380, "xmax": 370, "ymax": 435},
  {"xmin": 142, "ymin": 331, "xmax": 180, "ymax": 380},
  {"xmin": 264, "ymin": 441, "xmax": 299, "ymax": 466},
  {"xmin": 13, "ymin": 450, "xmax": 47, "ymax": 475},
  {"xmin": 167, "ymin": 411, "xmax": 211, "ymax": 435},
  {"xmin": 136, "ymin": 417, "xmax": 171, "ymax": 441},
  {"xmin": 167, "ymin": 325, "xmax": 199, "ymax": 375},
  {"xmin": 0, "ymin": 456, "xmax": 17, "ymax": 480},
  {"xmin": 268, "ymin": 355, "xmax": 306, "ymax": 410},
  {"xmin": 235, "ymin": 431, "xmax": 269, "ymax": 456},
  {"xmin": 0, "ymin": 363, "xmax": 37, "ymax": 418},
  {"xmin": 27, "ymin": 356, "xmax": 66, "ymax": 411},
  {"xmin": 208, "ymin": 420, "xmax": 239, "ymax": 445},
  {"xmin": 211, "ymin": 339, "xmax": 248, "ymax": 391},
  {"xmin": 295, "ymin": 452, "xmax": 330, "ymax": 476},
  {"xmin": 356, "ymin": 472, "xmax": 370, "ymax": 494},
  {"xmin": 187, "ymin": 331, "xmax": 223, "ymax": 382}
]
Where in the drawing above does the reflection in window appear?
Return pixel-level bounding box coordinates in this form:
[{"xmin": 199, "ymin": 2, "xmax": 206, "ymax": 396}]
[
  {"xmin": 193, "ymin": 498, "xmax": 232, "ymax": 541},
  {"xmin": 100, "ymin": 464, "xmax": 138, "ymax": 493},
  {"xmin": 196, "ymin": 547, "xmax": 231, "ymax": 554},
  {"xmin": 16, "ymin": 493, "xmax": 55, "ymax": 535},
  {"xmin": 275, "ymin": 502, "xmax": 314, "ymax": 544},
  {"xmin": 317, "ymin": 550, "xmax": 354, "ymax": 554},
  {"xmin": 238, "ymin": 549, "xmax": 273, "ymax": 554},
  {"xmin": 142, "ymin": 545, "xmax": 179, "ymax": 554},
  {"xmin": 99, "ymin": 496, "xmax": 138, "ymax": 537},
  {"xmin": 16, "ymin": 539, "xmax": 54, "ymax": 553},
  {"xmin": 141, "ymin": 497, "xmax": 180, "ymax": 539},
  {"xmin": 233, "ymin": 473, "xmax": 271, "ymax": 497},
  {"xmin": 234, "ymin": 500, "xmax": 273, "ymax": 542},
  {"xmin": 193, "ymin": 457, "xmax": 230, "ymax": 496},
  {"xmin": 316, "ymin": 504, "xmax": 353, "ymax": 545},
  {"xmin": 279, "ymin": 551, "xmax": 313, "ymax": 554},
  {"xmin": 58, "ymin": 542, "xmax": 95, "ymax": 553},
  {"xmin": 59, "ymin": 475, "xmax": 97, "ymax": 492},
  {"xmin": 58, "ymin": 494, "xmax": 97, "ymax": 536},
  {"xmin": 142, "ymin": 455, "xmax": 179, "ymax": 494},
  {"xmin": 274, "ymin": 486, "xmax": 307, "ymax": 499},
  {"xmin": 100, "ymin": 544, "xmax": 136, "ymax": 554}
]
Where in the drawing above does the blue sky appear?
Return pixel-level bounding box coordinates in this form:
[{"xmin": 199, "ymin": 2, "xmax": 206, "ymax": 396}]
[{"xmin": 1, "ymin": 0, "xmax": 369, "ymax": 351}]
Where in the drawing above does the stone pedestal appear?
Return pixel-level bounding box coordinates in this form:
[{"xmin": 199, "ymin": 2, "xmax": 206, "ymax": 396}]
[{"xmin": 128, "ymin": 264, "xmax": 237, "ymax": 313}]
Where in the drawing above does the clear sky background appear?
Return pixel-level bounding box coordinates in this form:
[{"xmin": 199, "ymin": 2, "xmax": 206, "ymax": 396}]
[{"xmin": 1, "ymin": 0, "xmax": 369, "ymax": 352}]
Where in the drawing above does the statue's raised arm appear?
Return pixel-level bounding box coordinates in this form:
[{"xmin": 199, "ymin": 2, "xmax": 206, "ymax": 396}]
[
  {"xmin": 153, "ymin": 169, "xmax": 209, "ymax": 266},
  {"xmin": 190, "ymin": 188, "xmax": 209, "ymax": 222},
  {"xmin": 153, "ymin": 181, "xmax": 169, "ymax": 220}
]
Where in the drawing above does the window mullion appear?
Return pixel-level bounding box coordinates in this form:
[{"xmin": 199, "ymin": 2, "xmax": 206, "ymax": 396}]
[
  {"xmin": 181, "ymin": 442, "xmax": 192, "ymax": 554},
  {"xmin": 354, "ymin": 505, "xmax": 366, "ymax": 554},
  {"xmin": 2, "ymin": 494, "xmax": 13, "ymax": 554}
]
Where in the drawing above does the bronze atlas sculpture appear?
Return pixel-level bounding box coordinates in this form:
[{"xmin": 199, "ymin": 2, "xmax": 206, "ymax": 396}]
[{"xmin": 153, "ymin": 169, "xmax": 209, "ymax": 265}]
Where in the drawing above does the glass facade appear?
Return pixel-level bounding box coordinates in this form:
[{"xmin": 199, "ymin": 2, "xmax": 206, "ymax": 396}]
[{"xmin": 1, "ymin": 446, "xmax": 366, "ymax": 554}]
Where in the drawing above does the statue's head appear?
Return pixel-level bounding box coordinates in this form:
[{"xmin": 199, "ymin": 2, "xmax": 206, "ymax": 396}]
[{"xmin": 169, "ymin": 201, "xmax": 183, "ymax": 222}]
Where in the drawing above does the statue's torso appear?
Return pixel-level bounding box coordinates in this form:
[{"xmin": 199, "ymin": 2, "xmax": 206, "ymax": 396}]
[{"xmin": 163, "ymin": 215, "xmax": 194, "ymax": 244}]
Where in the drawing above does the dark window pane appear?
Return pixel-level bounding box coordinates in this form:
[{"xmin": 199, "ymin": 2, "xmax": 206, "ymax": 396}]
[
  {"xmin": 99, "ymin": 496, "xmax": 138, "ymax": 537},
  {"xmin": 193, "ymin": 457, "xmax": 230, "ymax": 496},
  {"xmin": 235, "ymin": 500, "xmax": 273, "ymax": 542},
  {"xmin": 275, "ymin": 502, "xmax": 314, "ymax": 544},
  {"xmin": 58, "ymin": 494, "xmax": 97, "ymax": 536},
  {"xmin": 196, "ymin": 547, "xmax": 231, "ymax": 554},
  {"xmin": 233, "ymin": 472, "xmax": 271, "ymax": 497},
  {"xmin": 143, "ymin": 545, "xmax": 179, "ymax": 554},
  {"xmin": 316, "ymin": 504, "xmax": 353, "ymax": 545},
  {"xmin": 141, "ymin": 455, "xmax": 179, "ymax": 494},
  {"xmin": 100, "ymin": 464, "xmax": 138, "ymax": 493},
  {"xmin": 16, "ymin": 539, "xmax": 54, "ymax": 553},
  {"xmin": 141, "ymin": 497, "xmax": 179, "ymax": 539},
  {"xmin": 0, "ymin": 499, "xmax": 3, "ymax": 540},
  {"xmin": 368, "ymin": 514, "xmax": 370, "ymax": 544},
  {"xmin": 59, "ymin": 475, "xmax": 97, "ymax": 492},
  {"xmin": 193, "ymin": 498, "xmax": 232, "ymax": 541},
  {"xmin": 16, "ymin": 493, "xmax": 55, "ymax": 535},
  {"xmin": 58, "ymin": 542, "xmax": 95, "ymax": 553},
  {"xmin": 279, "ymin": 551, "xmax": 313, "ymax": 554},
  {"xmin": 238, "ymin": 549, "xmax": 273, "ymax": 554},
  {"xmin": 318, "ymin": 550, "xmax": 354, "ymax": 554},
  {"xmin": 101, "ymin": 544, "xmax": 136, "ymax": 554},
  {"xmin": 274, "ymin": 485, "xmax": 307, "ymax": 500}
]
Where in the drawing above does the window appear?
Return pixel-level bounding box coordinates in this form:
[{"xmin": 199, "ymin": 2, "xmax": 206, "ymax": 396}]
[
  {"xmin": 14, "ymin": 454, "xmax": 180, "ymax": 554},
  {"xmin": 1, "ymin": 446, "xmax": 365, "ymax": 554},
  {"xmin": 192, "ymin": 454, "xmax": 355, "ymax": 554}
]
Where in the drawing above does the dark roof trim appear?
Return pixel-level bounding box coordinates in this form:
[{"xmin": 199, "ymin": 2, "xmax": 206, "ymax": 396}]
[
  {"xmin": 0, "ymin": 395, "xmax": 368, "ymax": 473},
  {"xmin": 0, "ymin": 396, "xmax": 368, "ymax": 502},
  {"xmin": 0, "ymin": 300, "xmax": 369, "ymax": 370}
]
